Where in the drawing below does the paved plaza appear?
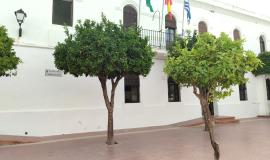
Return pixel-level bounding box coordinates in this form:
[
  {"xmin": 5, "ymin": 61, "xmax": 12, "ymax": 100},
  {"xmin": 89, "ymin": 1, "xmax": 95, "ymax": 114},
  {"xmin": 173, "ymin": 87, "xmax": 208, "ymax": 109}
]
[{"xmin": 0, "ymin": 118, "xmax": 269, "ymax": 160}]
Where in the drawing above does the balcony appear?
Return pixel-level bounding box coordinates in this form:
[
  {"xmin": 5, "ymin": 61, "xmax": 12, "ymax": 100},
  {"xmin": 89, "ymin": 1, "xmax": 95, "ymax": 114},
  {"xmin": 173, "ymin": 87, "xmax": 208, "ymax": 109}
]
[{"xmin": 140, "ymin": 29, "xmax": 178, "ymax": 50}]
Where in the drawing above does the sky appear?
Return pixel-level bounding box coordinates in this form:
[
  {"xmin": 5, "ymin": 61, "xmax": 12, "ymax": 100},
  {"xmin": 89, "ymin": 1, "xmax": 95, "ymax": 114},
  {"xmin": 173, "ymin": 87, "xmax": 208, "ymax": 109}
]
[{"xmin": 214, "ymin": 0, "xmax": 270, "ymax": 17}]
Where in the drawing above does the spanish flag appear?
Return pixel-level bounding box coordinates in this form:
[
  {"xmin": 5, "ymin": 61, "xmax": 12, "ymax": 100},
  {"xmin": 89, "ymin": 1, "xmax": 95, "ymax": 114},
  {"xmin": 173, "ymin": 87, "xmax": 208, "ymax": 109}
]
[{"xmin": 165, "ymin": 0, "xmax": 173, "ymax": 20}]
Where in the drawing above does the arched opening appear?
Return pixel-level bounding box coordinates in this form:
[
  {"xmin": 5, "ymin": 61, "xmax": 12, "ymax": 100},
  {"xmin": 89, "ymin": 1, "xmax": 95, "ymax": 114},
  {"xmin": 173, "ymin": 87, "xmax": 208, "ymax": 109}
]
[
  {"xmin": 165, "ymin": 14, "xmax": 177, "ymax": 49},
  {"xmin": 123, "ymin": 5, "xmax": 139, "ymax": 103},
  {"xmin": 198, "ymin": 21, "xmax": 207, "ymax": 33},
  {"xmin": 233, "ymin": 29, "xmax": 241, "ymax": 40},
  {"xmin": 233, "ymin": 29, "xmax": 248, "ymax": 101},
  {"xmin": 123, "ymin": 5, "xmax": 137, "ymax": 28},
  {"xmin": 260, "ymin": 35, "xmax": 266, "ymax": 53}
]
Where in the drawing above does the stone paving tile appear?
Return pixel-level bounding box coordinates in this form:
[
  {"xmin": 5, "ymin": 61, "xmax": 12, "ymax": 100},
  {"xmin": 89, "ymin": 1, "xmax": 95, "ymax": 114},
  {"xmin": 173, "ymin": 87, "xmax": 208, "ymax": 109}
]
[{"xmin": 0, "ymin": 119, "xmax": 269, "ymax": 160}]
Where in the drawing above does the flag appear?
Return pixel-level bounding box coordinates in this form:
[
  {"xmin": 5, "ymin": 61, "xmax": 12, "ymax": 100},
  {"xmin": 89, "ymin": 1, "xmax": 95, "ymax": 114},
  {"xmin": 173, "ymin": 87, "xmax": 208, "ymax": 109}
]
[
  {"xmin": 165, "ymin": 0, "xmax": 173, "ymax": 20},
  {"xmin": 146, "ymin": 0, "xmax": 154, "ymax": 12},
  {"xmin": 184, "ymin": 0, "xmax": 191, "ymax": 24}
]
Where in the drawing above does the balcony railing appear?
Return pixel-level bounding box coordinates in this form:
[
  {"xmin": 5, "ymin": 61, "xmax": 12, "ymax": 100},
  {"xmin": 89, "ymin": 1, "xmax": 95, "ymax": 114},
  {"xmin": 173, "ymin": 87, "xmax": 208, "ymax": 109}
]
[{"xmin": 140, "ymin": 29, "xmax": 178, "ymax": 50}]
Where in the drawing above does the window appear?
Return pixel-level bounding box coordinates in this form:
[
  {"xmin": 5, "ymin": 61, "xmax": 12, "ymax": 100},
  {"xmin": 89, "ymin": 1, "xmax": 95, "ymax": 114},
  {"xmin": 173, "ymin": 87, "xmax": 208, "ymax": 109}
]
[
  {"xmin": 52, "ymin": 0, "xmax": 73, "ymax": 26},
  {"xmin": 239, "ymin": 83, "xmax": 248, "ymax": 101},
  {"xmin": 233, "ymin": 29, "xmax": 241, "ymax": 40},
  {"xmin": 198, "ymin": 21, "xmax": 207, "ymax": 33},
  {"xmin": 260, "ymin": 35, "xmax": 266, "ymax": 53},
  {"xmin": 168, "ymin": 77, "xmax": 181, "ymax": 102},
  {"xmin": 233, "ymin": 29, "xmax": 246, "ymax": 101},
  {"xmin": 123, "ymin": 5, "xmax": 137, "ymax": 28},
  {"xmin": 125, "ymin": 74, "xmax": 140, "ymax": 103},
  {"xmin": 165, "ymin": 14, "xmax": 176, "ymax": 49},
  {"xmin": 266, "ymin": 79, "xmax": 270, "ymax": 100}
]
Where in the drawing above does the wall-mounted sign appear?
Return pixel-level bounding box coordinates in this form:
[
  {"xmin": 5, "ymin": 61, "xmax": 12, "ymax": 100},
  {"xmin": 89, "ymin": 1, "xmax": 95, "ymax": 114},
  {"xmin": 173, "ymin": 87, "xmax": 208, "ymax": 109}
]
[{"xmin": 45, "ymin": 69, "xmax": 63, "ymax": 77}]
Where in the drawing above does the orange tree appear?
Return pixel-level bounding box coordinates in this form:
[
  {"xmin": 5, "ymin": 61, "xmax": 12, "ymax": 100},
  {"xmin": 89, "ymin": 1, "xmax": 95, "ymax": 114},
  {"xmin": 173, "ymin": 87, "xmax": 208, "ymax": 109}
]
[
  {"xmin": 0, "ymin": 25, "xmax": 21, "ymax": 76},
  {"xmin": 53, "ymin": 15, "xmax": 155, "ymax": 145},
  {"xmin": 164, "ymin": 32, "xmax": 261, "ymax": 160}
]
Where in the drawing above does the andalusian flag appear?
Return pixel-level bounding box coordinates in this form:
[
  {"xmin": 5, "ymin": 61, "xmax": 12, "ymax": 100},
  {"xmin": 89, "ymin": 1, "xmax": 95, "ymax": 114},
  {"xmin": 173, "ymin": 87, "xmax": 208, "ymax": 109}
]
[
  {"xmin": 165, "ymin": 0, "xmax": 173, "ymax": 20},
  {"xmin": 146, "ymin": 0, "xmax": 154, "ymax": 12}
]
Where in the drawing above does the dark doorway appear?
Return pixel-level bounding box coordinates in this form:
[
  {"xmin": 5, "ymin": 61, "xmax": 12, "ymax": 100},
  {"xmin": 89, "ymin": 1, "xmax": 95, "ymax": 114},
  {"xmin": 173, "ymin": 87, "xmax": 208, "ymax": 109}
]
[
  {"xmin": 209, "ymin": 102, "xmax": 214, "ymax": 116},
  {"xmin": 123, "ymin": 5, "xmax": 137, "ymax": 28}
]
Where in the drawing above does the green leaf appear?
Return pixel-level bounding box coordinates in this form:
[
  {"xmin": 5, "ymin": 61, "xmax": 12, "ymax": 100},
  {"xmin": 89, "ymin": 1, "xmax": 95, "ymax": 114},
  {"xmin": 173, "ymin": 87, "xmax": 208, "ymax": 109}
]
[{"xmin": 164, "ymin": 31, "xmax": 261, "ymax": 101}]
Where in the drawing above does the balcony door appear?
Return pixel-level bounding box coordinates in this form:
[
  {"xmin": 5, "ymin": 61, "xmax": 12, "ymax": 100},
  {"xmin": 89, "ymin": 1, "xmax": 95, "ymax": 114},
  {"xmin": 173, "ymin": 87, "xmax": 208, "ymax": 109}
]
[{"xmin": 165, "ymin": 14, "xmax": 176, "ymax": 49}]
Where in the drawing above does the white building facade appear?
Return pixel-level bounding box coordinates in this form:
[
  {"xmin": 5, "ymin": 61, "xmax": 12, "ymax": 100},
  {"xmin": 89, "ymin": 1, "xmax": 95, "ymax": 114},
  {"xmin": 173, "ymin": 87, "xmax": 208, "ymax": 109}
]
[{"xmin": 0, "ymin": 0, "xmax": 269, "ymax": 136}]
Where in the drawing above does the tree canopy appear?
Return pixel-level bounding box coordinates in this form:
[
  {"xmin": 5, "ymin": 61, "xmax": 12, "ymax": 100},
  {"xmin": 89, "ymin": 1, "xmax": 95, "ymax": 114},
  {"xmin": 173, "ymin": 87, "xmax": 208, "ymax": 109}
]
[
  {"xmin": 0, "ymin": 25, "xmax": 21, "ymax": 76},
  {"xmin": 164, "ymin": 32, "xmax": 261, "ymax": 101},
  {"xmin": 54, "ymin": 15, "xmax": 155, "ymax": 79},
  {"xmin": 252, "ymin": 52, "xmax": 270, "ymax": 76}
]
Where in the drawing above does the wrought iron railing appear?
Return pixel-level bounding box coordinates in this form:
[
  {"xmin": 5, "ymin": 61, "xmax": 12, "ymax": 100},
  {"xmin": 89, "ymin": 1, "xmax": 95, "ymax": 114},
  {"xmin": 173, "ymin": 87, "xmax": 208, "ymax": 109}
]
[{"xmin": 140, "ymin": 29, "xmax": 178, "ymax": 50}]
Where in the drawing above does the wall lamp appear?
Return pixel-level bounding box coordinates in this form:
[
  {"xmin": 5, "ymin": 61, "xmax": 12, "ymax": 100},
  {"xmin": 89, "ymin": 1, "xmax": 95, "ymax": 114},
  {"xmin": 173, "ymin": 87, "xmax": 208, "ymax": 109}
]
[{"xmin": 14, "ymin": 9, "xmax": 27, "ymax": 37}]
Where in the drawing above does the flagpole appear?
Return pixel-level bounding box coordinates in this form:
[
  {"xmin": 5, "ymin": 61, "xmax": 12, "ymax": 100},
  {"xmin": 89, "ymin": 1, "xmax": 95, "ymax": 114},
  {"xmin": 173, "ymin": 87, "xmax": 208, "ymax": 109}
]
[
  {"xmin": 181, "ymin": 0, "xmax": 185, "ymax": 36},
  {"xmin": 139, "ymin": 0, "xmax": 141, "ymax": 26},
  {"xmin": 160, "ymin": 0, "xmax": 165, "ymax": 48},
  {"xmin": 161, "ymin": 0, "xmax": 165, "ymax": 32}
]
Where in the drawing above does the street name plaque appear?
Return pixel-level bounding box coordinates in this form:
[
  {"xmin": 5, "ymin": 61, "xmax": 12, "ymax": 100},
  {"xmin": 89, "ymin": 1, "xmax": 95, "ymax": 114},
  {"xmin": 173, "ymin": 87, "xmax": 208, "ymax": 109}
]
[{"xmin": 45, "ymin": 69, "xmax": 63, "ymax": 77}]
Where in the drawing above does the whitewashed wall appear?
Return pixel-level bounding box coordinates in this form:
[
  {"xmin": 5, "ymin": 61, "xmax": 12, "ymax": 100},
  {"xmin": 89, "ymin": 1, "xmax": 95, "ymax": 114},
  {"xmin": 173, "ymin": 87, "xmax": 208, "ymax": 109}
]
[
  {"xmin": 0, "ymin": 0, "xmax": 269, "ymax": 136},
  {"xmin": 0, "ymin": 45, "xmax": 201, "ymax": 136}
]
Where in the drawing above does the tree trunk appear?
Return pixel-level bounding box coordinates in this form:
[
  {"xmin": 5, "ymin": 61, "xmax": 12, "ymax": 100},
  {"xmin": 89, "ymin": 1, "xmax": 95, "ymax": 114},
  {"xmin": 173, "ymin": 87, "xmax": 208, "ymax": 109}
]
[
  {"xmin": 193, "ymin": 87, "xmax": 220, "ymax": 159},
  {"xmin": 99, "ymin": 76, "xmax": 122, "ymax": 145},
  {"xmin": 201, "ymin": 98, "xmax": 220, "ymax": 160},
  {"xmin": 106, "ymin": 108, "xmax": 116, "ymax": 145},
  {"xmin": 202, "ymin": 110, "xmax": 210, "ymax": 131}
]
